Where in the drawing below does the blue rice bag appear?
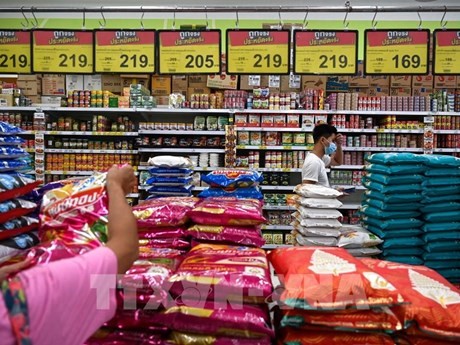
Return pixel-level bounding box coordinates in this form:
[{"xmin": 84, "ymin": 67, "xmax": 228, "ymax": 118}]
[{"xmin": 201, "ymin": 170, "xmax": 263, "ymax": 188}]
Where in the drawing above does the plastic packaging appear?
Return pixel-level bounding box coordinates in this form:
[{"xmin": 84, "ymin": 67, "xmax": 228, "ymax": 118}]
[
  {"xmin": 198, "ymin": 186, "xmax": 263, "ymax": 200},
  {"xmin": 148, "ymin": 156, "xmax": 193, "ymax": 168},
  {"xmin": 0, "ymin": 216, "xmax": 39, "ymax": 241},
  {"xmin": 0, "ymin": 198, "xmax": 37, "ymax": 223},
  {"xmin": 0, "ymin": 136, "xmax": 25, "ymax": 146},
  {"xmin": 0, "ymin": 121, "xmax": 23, "ymax": 135},
  {"xmin": 0, "ymin": 173, "xmax": 40, "ymax": 202},
  {"xmin": 187, "ymin": 224, "xmax": 265, "ymax": 247},
  {"xmin": 297, "ymin": 206, "xmax": 342, "ymax": 219},
  {"xmin": 201, "ymin": 170, "xmax": 263, "ymax": 188},
  {"xmin": 294, "ymin": 184, "xmax": 342, "ymax": 198},
  {"xmin": 296, "ymin": 197, "xmax": 343, "ymax": 209}
]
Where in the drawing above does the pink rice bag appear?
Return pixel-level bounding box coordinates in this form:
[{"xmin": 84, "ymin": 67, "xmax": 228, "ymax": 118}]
[
  {"xmin": 188, "ymin": 198, "xmax": 266, "ymax": 226},
  {"xmin": 104, "ymin": 308, "xmax": 168, "ymax": 333},
  {"xmin": 170, "ymin": 331, "xmax": 272, "ymax": 345},
  {"xmin": 139, "ymin": 237, "xmax": 190, "ymax": 250},
  {"xmin": 186, "ymin": 224, "xmax": 265, "ymax": 247},
  {"xmin": 138, "ymin": 246, "xmax": 186, "ymax": 261},
  {"xmin": 168, "ymin": 243, "xmax": 273, "ymax": 304},
  {"xmin": 84, "ymin": 328, "xmax": 168, "ymax": 345},
  {"xmin": 162, "ymin": 301, "xmax": 274, "ymax": 339},
  {"xmin": 133, "ymin": 197, "xmax": 199, "ymax": 227},
  {"xmin": 138, "ymin": 227, "xmax": 186, "ymax": 239}
]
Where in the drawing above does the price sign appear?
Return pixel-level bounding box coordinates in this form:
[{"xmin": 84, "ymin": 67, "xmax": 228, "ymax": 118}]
[
  {"xmin": 364, "ymin": 29, "xmax": 429, "ymax": 75},
  {"xmin": 32, "ymin": 30, "xmax": 93, "ymax": 73},
  {"xmin": 294, "ymin": 30, "xmax": 358, "ymax": 75},
  {"xmin": 226, "ymin": 30, "xmax": 290, "ymax": 74},
  {"xmin": 433, "ymin": 29, "xmax": 460, "ymax": 75},
  {"xmin": 95, "ymin": 30, "xmax": 155, "ymax": 73},
  {"xmin": 0, "ymin": 30, "xmax": 31, "ymax": 73},
  {"xmin": 158, "ymin": 30, "xmax": 221, "ymax": 74}
]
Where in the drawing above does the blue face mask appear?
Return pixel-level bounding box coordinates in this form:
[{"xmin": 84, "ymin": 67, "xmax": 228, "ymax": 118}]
[{"xmin": 325, "ymin": 141, "xmax": 337, "ymax": 155}]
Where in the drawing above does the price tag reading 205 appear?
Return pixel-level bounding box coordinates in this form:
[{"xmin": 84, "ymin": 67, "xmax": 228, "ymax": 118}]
[
  {"xmin": 32, "ymin": 30, "xmax": 93, "ymax": 73},
  {"xmin": 294, "ymin": 30, "xmax": 358, "ymax": 75},
  {"xmin": 226, "ymin": 30, "xmax": 290, "ymax": 75},
  {"xmin": 0, "ymin": 30, "xmax": 31, "ymax": 73},
  {"xmin": 158, "ymin": 30, "xmax": 221, "ymax": 74},
  {"xmin": 364, "ymin": 29, "xmax": 430, "ymax": 75},
  {"xmin": 95, "ymin": 30, "xmax": 155, "ymax": 73}
]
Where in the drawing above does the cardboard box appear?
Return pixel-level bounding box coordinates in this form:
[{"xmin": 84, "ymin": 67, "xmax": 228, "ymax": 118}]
[
  {"xmin": 83, "ymin": 74, "xmax": 102, "ymax": 91},
  {"xmin": 27, "ymin": 95, "xmax": 41, "ymax": 105},
  {"xmin": 240, "ymin": 75, "xmax": 262, "ymax": 90},
  {"xmin": 368, "ymin": 87, "xmax": 390, "ymax": 97},
  {"xmin": 42, "ymin": 74, "xmax": 65, "ymax": 96},
  {"xmin": 260, "ymin": 75, "xmax": 281, "ymax": 92},
  {"xmin": 101, "ymin": 75, "xmax": 122, "ymax": 93},
  {"xmin": 187, "ymin": 87, "xmax": 211, "ymax": 100},
  {"xmin": 280, "ymin": 74, "xmax": 301, "ymax": 92},
  {"xmin": 390, "ymin": 76, "xmax": 412, "ymax": 88},
  {"xmin": 369, "ymin": 75, "xmax": 390, "ymax": 88},
  {"xmin": 41, "ymin": 96, "xmax": 62, "ymax": 106},
  {"xmin": 17, "ymin": 74, "xmax": 41, "ymax": 82},
  {"xmin": 301, "ymin": 76, "xmax": 327, "ymax": 90},
  {"xmin": 17, "ymin": 80, "xmax": 38, "ymax": 96},
  {"xmin": 172, "ymin": 75, "xmax": 188, "ymax": 93},
  {"xmin": 434, "ymin": 75, "xmax": 457, "ymax": 89},
  {"xmin": 207, "ymin": 73, "xmax": 238, "ymax": 90},
  {"xmin": 412, "ymin": 75, "xmax": 433, "ymax": 88},
  {"xmin": 120, "ymin": 74, "xmax": 150, "ymax": 91},
  {"xmin": 349, "ymin": 61, "xmax": 369, "ymax": 88},
  {"xmin": 326, "ymin": 76, "xmax": 349, "ymax": 91},
  {"xmin": 151, "ymin": 76, "xmax": 172, "ymax": 96},
  {"xmin": 390, "ymin": 88, "xmax": 412, "ymax": 97},
  {"xmin": 188, "ymin": 75, "xmax": 208, "ymax": 88},
  {"xmin": 412, "ymin": 87, "xmax": 433, "ymax": 97},
  {"xmin": 154, "ymin": 96, "xmax": 170, "ymax": 106},
  {"xmin": 0, "ymin": 94, "xmax": 13, "ymax": 106},
  {"xmin": 65, "ymin": 75, "xmax": 84, "ymax": 93},
  {"xmin": 349, "ymin": 88, "xmax": 369, "ymax": 97}
]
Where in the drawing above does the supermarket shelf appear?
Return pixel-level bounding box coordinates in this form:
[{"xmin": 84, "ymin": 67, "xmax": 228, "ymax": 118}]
[
  {"xmin": 136, "ymin": 108, "xmax": 231, "ymax": 114},
  {"xmin": 342, "ymin": 147, "xmax": 424, "ymax": 152},
  {"xmin": 18, "ymin": 131, "xmax": 37, "ymax": 135},
  {"xmin": 258, "ymin": 168, "xmax": 302, "ymax": 173},
  {"xmin": 44, "ymin": 131, "xmax": 138, "ymax": 136},
  {"xmin": 340, "ymin": 128, "xmax": 424, "ymax": 134},
  {"xmin": 139, "ymin": 130, "xmax": 225, "ymax": 135},
  {"xmin": 262, "ymin": 244, "xmax": 292, "ymax": 250},
  {"xmin": 331, "ymin": 165, "xmax": 365, "ymax": 170},
  {"xmin": 236, "ymin": 109, "xmax": 460, "ymax": 116},
  {"xmin": 45, "ymin": 149, "xmax": 138, "ymax": 154},
  {"xmin": 433, "ymin": 148, "xmax": 460, "ymax": 153},
  {"xmin": 433, "ymin": 130, "xmax": 460, "ymax": 134},
  {"xmin": 126, "ymin": 193, "xmax": 139, "ymax": 198},
  {"xmin": 45, "ymin": 170, "xmax": 94, "ymax": 175},
  {"xmin": 259, "ymin": 185, "xmax": 295, "ymax": 191},
  {"xmin": 235, "ymin": 127, "xmax": 309, "ymax": 132},
  {"xmin": 237, "ymin": 145, "xmax": 313, "ymax": 151},
  {"xmin": 264, "ymin": 205, "xmax": 296, "ymax": 210},
  {"xmin": 138, "ymin": 148, "xmax": 225, "ymax": 153},
  {"xmin": 262, "ymin": 225, "xmax": 293, "ymax": 231}
]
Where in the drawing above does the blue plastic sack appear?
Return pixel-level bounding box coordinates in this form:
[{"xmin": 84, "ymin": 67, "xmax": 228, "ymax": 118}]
[
  {"xmin": 422, "ymin": 194, "xmax": 460, "ymax": 203},
  {"xmin": 436, "ymin": 268, "xmax": 460, "ymax": 282},
  {"xmin": 424, "ymin": 241, "xmax": 460, "ymax": 253},
  {"xmin": 362, "ymin": 216, "xmax": 423, "ymax": 230},
  {"xmin": 365, "ymin": 173, "xmax": 424, "ymax": 186},
  {"xmin": 148, "ymin": 167, "xmax": 193, "ymax": 176},
  {"xmin": 0, "ymin": 136, "xmax": 24, "ymax": 146},
  {"xmin": 364, "ymin": 198, "xmax": 421, "ymax": 211},
  {"xmin": 380, "ymin": 237, "xmax": 424, "ymax": 249},
  {"xmin": 422, "ymin": 185, "xmax": 460, "ymax": 196},
  {"xmin": 198, "ymin": 186, "xmax": 263, "ymax": 200},
  {"xmin": 147, "ymin": 185, "xmax": 193, "ymax": 194},
  {"xmin": 379, "ymin": 255, "xmax": 424, "ymax": 265},
  {"xmin": 423, "ymin": 154, "xmax": 460, "ymax": 168},
  {"xmin": 201, "ymin": 170, "xmax": 263, "ymax": 188},
  {"xmin": 364, "ymin": 190, "xmax": 423, "ymax": 204},
  {"xmin": 366, "ymin": 226, "xmax": 422, "ymax": 239},
  {"xmin": 424, "ymin": 168, "xmax": 460, "ymax": 177},
  {"xmin": 425, "ymin": 260, "xmax": 460, "ymax": 269},
  {"xmin": 422, "ymin": 177, "xmax": 460, "ymax": 187},
  {"xmin": 423, "ymin": 251, "xmax": 460, "ymax": 261},
  {"xmin": 145, "ymin": 176, "xmax": 192, "ymax": 186},
  {"xmin": 0, "ymin": 147, "xmax": 28, "ymax": 159},
  {"xmin": 382, "ymin": 247, "xmax": 424, "ymax": 256},
  {"xmin": 362, "ymin": 178, "xmax": 422, "ymax": 194},
  {"xmin": 366, "ymin": 163, "xmax": 426, "ymax": 175},
  {"xmin": 361, "ymin": 205, "xmax": 420, "ymax": 219},
  {"xmin": 420, "ymin": 202, "xmax": 460, "ymax": 213},
  {"xmin": 424, "ymin": 211, "xmax": 460, "ymax": 223},
  {"xmin": 366, "ymin": 152, "xmax": 426, "ymax": 165},
  {"xmin": 422, "ymin": 222, "xmax": 460, "ymax": 232},
  {"xmin": 0, "ymin": 122, "xmax": 23, "ymax": 135},
  {"xmin": 422, "ymin": 231, "xmax": 460, "ymax": 242}
]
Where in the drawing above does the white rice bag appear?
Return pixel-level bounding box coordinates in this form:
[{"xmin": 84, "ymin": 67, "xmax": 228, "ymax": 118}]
[
  {"xmin": 294, "ymin": 184, "xmax": 343, "ymax": 198},
  {"xmin": 347, "ymin": 247, "xmax": 382, "ymax": 257},
  {"xmin": 297, "ymin": 197, "xmax": 343, "ymax": 209},
  {"xmin": 148, "ymin": 155, "xmax": 193, "ymax": 168},
  {"xmin": 291, "ymin": 221, "xmax": 341, "ymax": 238},
  {"xmin": 297, "ymin": 206, "xmax": 343, "ymax": 220},
  {"xmin": 295, "ymin": 233, "xmax": 338, "ymax": 247},
  {"xmin": 338, "ymin": 225, "xmax": 383, "ymax": 248},
  {"xmin": 297, "ymin": 218, "xmax": 342, "ymax": 229}
]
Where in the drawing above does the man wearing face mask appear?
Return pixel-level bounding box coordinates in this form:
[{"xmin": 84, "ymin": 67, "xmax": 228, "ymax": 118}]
[{"xmin": 302, "ymin": 124, "xmax": 343, "ymax": 187}]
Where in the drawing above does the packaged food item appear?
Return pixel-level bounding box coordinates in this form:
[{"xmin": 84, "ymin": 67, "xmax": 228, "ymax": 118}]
[
  {"xmin": 366, "ymin": 163, "xmax": 426, "ymax": 175},
  {"xmin": 293, "ymin": 133, "xmax": 306, "ymax": 145},
  {"xmin": 362, "ymin": 179, "xmax": 422, "ymax": 194},
  {"xmin": 84, "ymin": 328, "xmax": 167, "ymax": 345},
  {"xmin": 274, "ymin": 115, "xmax": 285, "ymax": 127},
  {"xmin": 261, "ymin": 115, "xmax": 274, "ymax": 127},
  {"xmin": 194, "ymin": 115, "xmax": 206, "ymax": 130},
  {"xmin": 297, "ymin": 197, "xmax": 343, "ymax": 209},
  {"xmin": 366, "ymin": 152, "xmax": 427, "ymax": 165},
  {"xmin": 248, "ymin": 114, "xmax": 261, "ymax": 127},
  {"xmin": 0, "ymin": 198, "xmax": 37, "ymax": 223},
  {"xmin": 201, "ymin": 170, "xmax": 263, "ymax": 188},
  {"xmin": 0, "ymin": 158, "xmax": 32, "ymax": 173},
  {"xmin": 295, "ymin": 217, "xmax": 342, "ymax": 229},
  {"xmin": 0, "ymin": 121, "xmax": 23, "ymax": 135},
  {"xmin": 292, "ymin": 221, "xmax": 341, "ymax": 238},
  {"xmin": 0, "ymin": 232, "xmax": 39, "ymax": 263},
  {"xmin": 217, "ymin": 116, "xmax": 228, "ymax": 131},
  {"xmin": 237, "ymin": 131, "xmax": 250, "ymax": 145},
  {"xmin": 282, "ymin": 133, "xmax": 293, "ymax": 145},
  {"xmin": 0, "ymin": 136, "xmax": 24, "ymax": 146},
  {"xmin": 297, "ymin": 206, "xmax": 342, "ymax": 219},
  {"xmin": 138, "ymin": 227, "xmax": 185, "ymax": 239},
  {"xmin": 361, "ymin": 205, "xmax": 421, "ymax": 219},
  {"xmin": 103, "ymin": 308, "xmax": 167, "ymax": 333},
  {"xmin": 139, "ymin": 237, "xmax": 190, "ymax": 250},
  {"xmin": 264, "ymin": 132, "xmax": 278, "ymax": 146},
  {"xmin": 269, "ymin": 247, "xmax": 404, "ymax": 310},
  {"xmin": 337, "ymin": 225, "xmax": 383, "ymax": 248},
  {"xmin": 0, "ymin": 173, "xmax": 40, "ymax": 202},
  {"xmin": 366, "ymin": 172, "xmax": 424, "ymax": 186},
  {"xmin": 423, "ymin": 154, "xmax": 460, "ymax": 168},
  {"xmin": 0, "ymin": 216, "xmax": 39, "ymax": 241},
  {"xmin": 294, "ymin": 184, "xmax": 342, "ymax": 198},
  {"xmin": 362, "ymin": 216, "xmax": 423, "ymax": 231},
  {"xmin": 234, "ymin": 114, "xmax": 247, "ymax": 127},
  {"xmin": 147, "ymin": 185, "xmax": 193, "ymax": 195},
  {"xmin": 206, "ymin": 116, "xmax": 218, "ymax": 130},
  {"xmin": 148, "ymin": 168, "xmax": 193, "ymax": 177},
  {"xmin": 188, "ymin": 197, "xmax": 265, "ymax": 226},
  {"xmin": 145, "ymin": 176, "xmax": 192, "ymax": 186},
  {"xmin": 365, "ymin": 190, "xmax": 423, "ymax": 204},
  {"xmin": 132, "ymin": 197, "xmax": 199, "ymax": 227},
  {"xmin": 170, "ymin": 332, "xmax": 271, "ymax": 345},
  {"xmin": 187, "ymin": 224, "xmax": 265, "ymax": 247},
  {"xmin": 0, "ymin": 147, "xmax": 27, "ymax": 159},
  {"xmin": 287, "ymin": 114, "xmax": 300, "ymax": 128},
  {"xmin": 148, "ymin": 156, "xmax": 193, "ymax": 168},
  {"xmin": 295, "ymin": 233, "xmax": 338, "ymax": 247},
  {"xmin": 364, "ymin": 198, "xmax": 421, "ymax": 211},
  {"xmin": 198, "ymin": 186, "xmax": 263, "ymax": 200},
  {"xmin": 169, "ymin": 244, "xmax": 273, "ymax": 303},
  {"xmin": 250, "ymin": 132, "xmax": 262, "ymax": 145}
]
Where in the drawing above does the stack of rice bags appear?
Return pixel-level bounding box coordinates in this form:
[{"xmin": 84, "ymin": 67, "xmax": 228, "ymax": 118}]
[
  {"xmin": 292, "ymin": 184, "xmax": 343, "ymax": 247},
  {"xmin": 361, "ymin": 153, "xmax": 426, "ymax": 265},
  {"xmin": 0, "ymin": 121, "xmax": 40, "ymax": 262},
  {"xmin": 420, "ymin": 155, "xmax": 460, "ymax": 284},
  {"xmin": 145, "ymin": 156, "xmax": 194, "ymax": 199},
  {"xmin": 198, "ymin": 169, "xmax": 264, "ymax": 200},
  {"xmin": 161, "ymin": 197, "xmax": 274, "ymax": 344}
]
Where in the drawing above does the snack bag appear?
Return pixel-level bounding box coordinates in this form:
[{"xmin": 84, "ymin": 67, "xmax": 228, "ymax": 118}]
[
  {"xmin": 0, "ymin": 173, "xmax": 40, "ymax": 202},
  {"xmin": 170, "ymin": 332, "xmax": 271, "ymax": 345},
  {"xmin": 169, "ymin": 243, "xmax": 273, "ymax": 303},
  {"xmin": 201, "ymin": 170, "xmax": 263, "ymax": 188},
  {"xmin": 0, "ymin": 216, "xmax": 39, "ymax": 241},
  {"xmin": 198, "ymin": 186, "xmax": 263, "ymax": 200},
  {"xmin": 148, "ymin": 155, "xmax": 193, "ymax": 168},
  {"xmin": 0, "ymin": 198, "xmax": 37, "ymax": 223},
  {"xmin": 0, "ymin": 232, "xmax": 40, "ymax": 263},
  {"xmin": 138, "ymin": 227, "xmax": 186, "ymax": 239},
  {"xmin": 84, "ymin": 328, "xmax": 168, "ymax": 345},
  {"xmin": 148, "ymin": 167, "xmax": 193, "ymax": 177},
  {"xmin": 0, "ymin": 121, "xmax": 23, "ymax": 135},
  {"xmin": 0, "ymin": 136, "xmax": 24, "ymax": 146},
  {"xmin": 0, "ymin": 146, "xmax": 28, "ymax": 159},
  {"xmin": 186, "ymin": 224, "xmax": 265, "ymax": 247}
]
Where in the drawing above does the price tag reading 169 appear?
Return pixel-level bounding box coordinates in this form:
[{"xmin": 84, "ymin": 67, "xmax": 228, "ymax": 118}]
[{"xmin": 0, "ymin": 30, "xmax": 31, "ymax": 73}]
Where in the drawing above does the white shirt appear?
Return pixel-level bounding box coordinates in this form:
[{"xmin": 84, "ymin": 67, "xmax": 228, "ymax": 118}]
[{"xmin": 302, "ymin": 152, "xmax": 331, "ymax": 187}]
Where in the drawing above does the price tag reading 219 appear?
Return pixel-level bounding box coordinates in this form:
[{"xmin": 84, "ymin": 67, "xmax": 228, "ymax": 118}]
[{"xmin": 226, "ymin": 30, "xmax": 290, "ymax": 75}]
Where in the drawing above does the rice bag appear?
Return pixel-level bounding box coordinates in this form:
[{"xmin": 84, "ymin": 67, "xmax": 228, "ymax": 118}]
[
  {"xmin": 423, "ymin": 194, "xmax": 460, "ymax": 203},
  {"xmin": 281, "ymin": 306, "xmax": 403, "ymax": 332},
  {"xmin": 0, "ymin": 198, "xmax": 37, "ymax": 223},
  {"xmin": 294, "ymin": 184, "xmax": 342, "ymax": 198},
  {"xmin": 366, "ymin": 172, "xmax": 424, "ymax": 186},
  {"xmin": 138, "ymin": 227, "xmax": 186, "ymax": 239},
  {"xmin": 366, "ymin": 152, "xmax": 427, "ymax": 165},
  {"xmin": 366, "ymin": 226, "xmax": 422, "ymax": 239},
  {"xmin": 364, "ymin": 198, "xmax": 421, "ymax": 211},
  {"xmin": 423, "ymin": 252, "xmax": 460, "ymax": 261},
  {"xmin": 139, "ymin": 238, "xmax": 190, "ymax": 250},
  {"xmin": 423, "ymin": 177, "xmax": 460, "ymax": 187},
  {"xmin": 133, "ymin": 197, "xmax": 199, "ymax": 227},
  {"xmin": 291, "ymin": 220, "xmax": 341, "ymax": 238},
  {"xmin": 422, "ymin": 231, "xmax": 460, "ymax": 242},
  {"xmin": 0, "ymin": 136, "xmax": 24, "ymax": 146},
  {"xmin": 362, "ymin": 216, "xmax": 423, "ymax": 231},
  {"xmin": 360, "ymin": 205, "xmax": 421, "ymax": 219},
  {"xmin": 103, "ymin": 308, "xmax": 168, "ymax": 333},
  {"xmin": 294, "ymin": 217, "xmax": 342, "ymax": 229},
  {"xmin": 295, "ymin": 233, "xmax": 338, "ymax": 247},
  {"xmin": 188, "ymin": 198, "xmax": 266, "ymax": 226},
  {"xmin": 170, "ymin": 332, "xmax": 272, "ymax": 345},
  {"xmin": 0, "ymin": 146, "xmax": 28, "ymax": 159},
  {"xmin": 137, "ymin": 246, "xmax": 185, "ymax": 266},
  {"xmin": 337, "ymin": 226, "xmax": 383, "ymax": 248},
  {"xmin": 198, "ymin": 187, "xmax": 263, "ymax": 200},
  {"xmin": 347, "ymin": 247, "xmax": 382, "ymax": 257},
  {"xmin": 186, "ymin": 224, "xmax": 265, "ymax": 247},
  {"xmin": 0, "ymin": 216, "xmax": 39, "ymax": 240},
  {"xmin": 268, "ymin": 247, "xmax": 404, "ymax": 310},
  {"xmin": 84, "ymin": 328, "xmax": 168, "ymax": 345},
  {"xmin": 0, "ymin": 173, "xmax": 40, "ymax": 202},
  {"xmin": 422, "ymin": 185, "xmax": 460, "ymax": 197},
  {"xmin": 365, "ymin": 190, "xmax": 423, "ymax": 204},
  {"xmin": 422, "ymin": 222, "xmax": 460, "ymax": 232},
  {"xmin": 424, "ymin": 241, "xmax": 460, "ymax": 253},
  {"xmin": 39, "ymin": 172, "xmax": 109, "ymax": 247},
  {"xmin": 423, "ymin": 154, "xmax": 460, "ymax": 168},
  {"xmin": 297, "ymin": 206, "xmax": 342, "ymax": 219},
  {"xmin": 421, "ymin": 202, "xmax": 460, "ymax": 213},
  {"xmin": 148, "ymin": 167, "xmax": 193, "ymax": 177},
  {"xmin": 162, "ymin": 302, "xmax": 274, "ymax": 339},
  {"xmin": 145, "ymin": 176, "xmax": 192, "ymax": 186},
  {"xmin": 0, "ymin": 121, "xmax": 23, "ymax": 135},
  {"xmin": 380, "ymin": 237, "xmax": 424, "ymax": 249},
  {"xmin": 362, "ymin": 179, "xmax": 422, "ymax": 194},
  {"xmin": 296, "ymin": 197, "xmax": 343, "ymax": 209},
  {"xmin": 201, "ymin": 170, "xmax": 263, "ymax": 188},
  {"xmin": 382, "ymin": 247, "xmax": 424, "ymax": 256},
  {"xmin": 148, "ymin": 156, "xmax": 193, "ymax": 168},
  {"xmin": 169, "ymin": 243, "xmax": 272, "ymax": 304},
  {"xmin": 366, "ymin": 163, "xmax": 426, "ymax": 175},
  {"xmin": 361, "ymin": 258, "xmax": 460, "ymax": 340}
]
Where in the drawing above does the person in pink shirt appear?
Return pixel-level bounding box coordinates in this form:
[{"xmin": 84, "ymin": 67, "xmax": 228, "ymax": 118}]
[{"xmin": 0, "ymin": 165, "xmax": 139, "ymax": 345}]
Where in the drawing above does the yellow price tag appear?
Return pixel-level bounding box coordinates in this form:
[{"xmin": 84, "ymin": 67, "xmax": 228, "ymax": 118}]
[
  {"xmin": 364, "ymin": 30, "xmax": 429, "ymax": 75},
  {"xmin": 294, "ymin": 30, "xmax": 358, "ymax": 75},
  {"xmin": 158, "ymin": 30, "xmax": 221, "ymax": 74},
  {"xmin": 95, "ymin": 30, "xmax": 155, "ymax": 73},
  {"xmin": 226, "ymin": 30, "xmax": 290, "ymax": 74},
  {"xmin": 433, "ymin": 29, "xmax": 460, "ymax": 75},
  {"xmin": 32, "ymin": 30, "xmax": 93, "ymax": 73},
  {"xmin": 0, "ymin": 30, "xmax": 31, "ymax": 73}
]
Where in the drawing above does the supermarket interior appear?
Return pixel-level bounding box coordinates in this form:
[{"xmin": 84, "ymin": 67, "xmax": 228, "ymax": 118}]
[{"xmin": 1, "ymin": 1, "xmax": 460, "ymax": 344}]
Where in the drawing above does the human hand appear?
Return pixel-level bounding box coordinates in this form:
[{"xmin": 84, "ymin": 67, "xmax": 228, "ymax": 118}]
[
  {"xmin": 335, "ymin": 133, "xmax": 343, "ymax": 146},
  {"xmin": 0, "ymin": 258, "xmax": 32, "ymax": 281},
  {"xmin": 106, "ymin": 165, "xmax": 136, "ymax": 195}
]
